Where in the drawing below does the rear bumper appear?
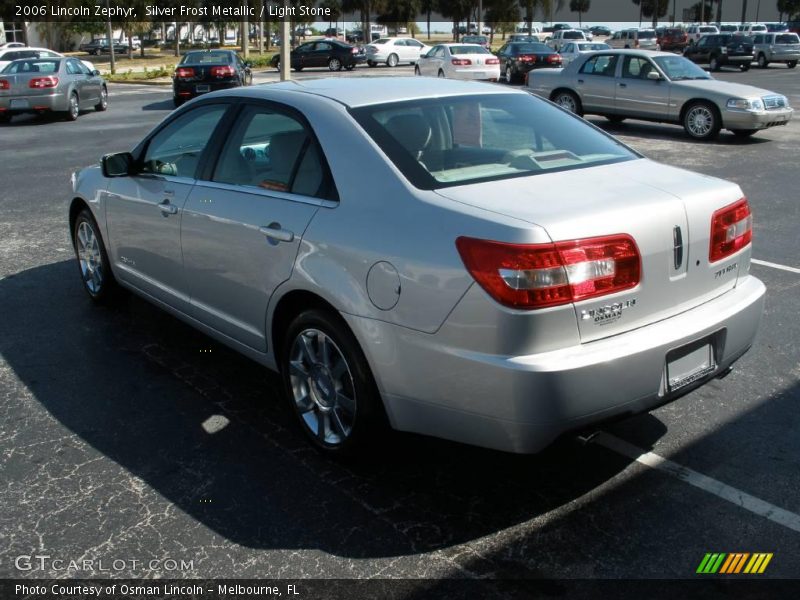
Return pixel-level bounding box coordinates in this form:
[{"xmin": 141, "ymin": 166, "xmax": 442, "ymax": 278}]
[
  {"xmin": 172, "ymin": 80, "xmax": 240, "ymax": 98},
  {"xmin": 0, "ymin": 92, "xmax": 67, "ymax": 113},
  {"xmin": 724, "ymin": 106, "xmax": 794, "ymax": 129},
  {"xmin": 721, "ymin": 54, "xmax": 754, "ymax": 63},
  {"xmin": 350, "ymin": 275, "xmax": 765, "ymax": 454}
]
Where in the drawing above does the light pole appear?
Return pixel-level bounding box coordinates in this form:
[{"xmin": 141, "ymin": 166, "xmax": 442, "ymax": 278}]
[{"xmin": 105, "ymin": 0, "xmax": 115, "ymax": 74}]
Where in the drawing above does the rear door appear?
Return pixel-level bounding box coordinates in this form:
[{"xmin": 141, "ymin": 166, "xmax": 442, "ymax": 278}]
[
  {"xmin": 576, "ymin": 53, "xmax": 620, "ymax": 113},
  {"xmin": 105, "ymin": 103, "xmax": 230, "ymax": 311},
  {"xmin": 181, "ymin": 102, "xmax": 331, "ymax": 351}
]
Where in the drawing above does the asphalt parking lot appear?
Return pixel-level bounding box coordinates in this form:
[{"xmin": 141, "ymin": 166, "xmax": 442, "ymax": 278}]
[{"xmin": 1, "ymin": 63, "xmax": 799, "ymax": 585}]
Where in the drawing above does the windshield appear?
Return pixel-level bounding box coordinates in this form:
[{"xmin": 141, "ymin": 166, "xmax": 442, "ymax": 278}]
[
  {"xmin": 776, "ymin": 34, "xmax": 800, "ymax": 43},
  {"xmin": 653, "ymin": 55, "xmax": 711, "ymax": 80},
  {"xmin": 449, "ymin": 45, "xmax": 489, "ymax": 54},
  {"xmin": 350, "ymin": 93, "xmax": 636, "ymax": 190}
]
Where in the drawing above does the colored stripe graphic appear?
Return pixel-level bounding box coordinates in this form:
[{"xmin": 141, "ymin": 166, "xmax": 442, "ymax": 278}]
[{"xmin": 700, "ymin": 552, "xmax": 773, "ymax": 574}]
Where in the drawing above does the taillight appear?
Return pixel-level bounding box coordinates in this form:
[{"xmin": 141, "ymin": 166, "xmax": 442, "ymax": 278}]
[
  {"xmin": 0, "ymin": 79, "xmax": 9, "ymax": 90},
  {"xmin": 485, "ymin": 57, "xmax": 499, "ymax": 64},
  {"xmin": 351, "ymin": 47, "xmax": 359, "ymax": 54},
  {"xmin": 547, "ymin": 54, "xmax": 561, "ymax": 63},
  {"xmin": 175, "ymin": 67, "xmax": 195, "ymax": 78},
  {"xmin": 210, "ymin": 65, "xmax": 235, "ymax": 78},
  {"xmin": 451, "ymin": 58, "xmax": 472, "ymax": 65},
  {"xmin": 456, "ymin": 235, "xmax": 641, "ymax": 310},
  {"xmin": 29, "ymin": 76, "xmax": 59, "ymax": 89},
  {"xmin": 709, "ymin": 198, "xmax": 752, "ymax": 263},
  {"xmin": 519, "ymin": 55, "xmax": 535, "ymax": 62}
]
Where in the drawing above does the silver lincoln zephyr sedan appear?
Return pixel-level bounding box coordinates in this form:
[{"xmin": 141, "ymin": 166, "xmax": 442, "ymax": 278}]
[{"xmin": 69, "ymin": 78, "xmax": 765, "ymax": 455}]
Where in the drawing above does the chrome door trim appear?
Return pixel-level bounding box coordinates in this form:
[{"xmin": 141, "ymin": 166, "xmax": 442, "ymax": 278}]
[{"xmin": 191, "ymin": 180, "xmax": 338, "ymax": 209}]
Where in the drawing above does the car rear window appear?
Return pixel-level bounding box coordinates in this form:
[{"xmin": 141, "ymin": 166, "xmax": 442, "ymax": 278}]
[
  {"xmin": 514, "ymin": 43, "xmax": 549, "ymax": 53},
  {"xmin": 373, "ymin": 39, "xmax": 389, "ymax": 44},
  {"xmin": 449, "ymin": 45, "xmax": 489, "ymax": 54},
  {"xmin": 182, "ymin": 51, "xmax": 232, "ymax": 64},
  {"xmin": 776, "ymin": 34, "xmax": 800, "ymax": 43},
  {"xmin": 638, "ymin": 30, "xmax": 656, "ymax": 38},
  {"xmin": 350, "ymin": 93, "xmax": 636, "ymax": 190},
  {"xmin": 2, "ymin": 59, "xmax": 60, "ymax": 74},
  {"xmin": 564, "ymin": 31, "xmax": 584, "ymax": 39},
  {"xmin": 700, "ymin": 26, "xmax": 718, "ymax": 33}
]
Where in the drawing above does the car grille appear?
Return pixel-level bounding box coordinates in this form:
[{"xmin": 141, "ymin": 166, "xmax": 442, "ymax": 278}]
[{"xmin": 762, "ymin": 95, "xmax": 787, "ymax": 110}]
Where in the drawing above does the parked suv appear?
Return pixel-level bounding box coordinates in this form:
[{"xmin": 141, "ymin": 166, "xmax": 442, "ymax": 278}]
[
  {"xmin": 686, "ymin": 24, "xmax": 719, "ymax": 44},
  {"xmin": 607, "ymin": 29, "xmax": 659, "ymax": 50},
  {"xmin": 546, "ymin": 29, "xmax": 587, "ymax": 52},
  {"xmin": 657, "ymin": 27, "xmax": 689, "ymax": 52},
  {"xmin": 752, "ymin": 32, "xmax": 800, "ymax": 68},
  {"xmin": 683, "ymin": 33, "xmax": 754, "ymax": 71}
]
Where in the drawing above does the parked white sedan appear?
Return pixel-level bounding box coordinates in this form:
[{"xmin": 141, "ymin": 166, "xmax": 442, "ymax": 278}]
[
  {"xmin": 366, "ymin": 37, "xmax": 430, "ymax": 67},
  {"xmin": 559, "ymin": 42, "xmax": 611, "ymax": 66},
  {"xmin": 415, "ymin": 43, "xmax": 500, "ymax": 81},
  {"xmin": 0, "ymin": 47, "xmax": 95, "ymax": 73}
]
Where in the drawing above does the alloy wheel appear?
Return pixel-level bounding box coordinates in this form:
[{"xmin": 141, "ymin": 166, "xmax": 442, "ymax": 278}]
[
  {"xmin": 686, "ymin": 105, "xmax": 714, "ymax": 137},
  {"xmin": 289, "ymin": 328, "xmax": 356, "ymax": 446},
  {"xmin": 76, "ymin": 221, "xmax": 104, "ymax": 294},
  {"xmin": 555, "ymin": 93, "xmax": 577, "ymax": 113}
]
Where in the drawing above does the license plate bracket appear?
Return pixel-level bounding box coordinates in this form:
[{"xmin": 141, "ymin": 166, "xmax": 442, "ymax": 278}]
[
  {"xmin": 666, "ymin": 336, "xmax": 717, "ymax": 393},
  {"xmin": 10, "ymin": 99, "xmax": 30, "ymax": 109},
  {"xmin": 196, "ymin": 84, "xmax": 210, "ymax": 93}
]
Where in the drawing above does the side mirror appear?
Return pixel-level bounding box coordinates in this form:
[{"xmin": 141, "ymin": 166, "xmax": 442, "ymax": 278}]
[
  {"xmin": 646, "ymin": 70, "xmax": 662, "ymax": 80},
  {"xmin": 244, "ymin": 61, "xmax": 252, "ymax": 68},
  {"xmin": 101, "ymin": 152, "xmax": 135, "ymax": 178},
  {"xmin": 91, "ymin": 69, "xmax": 101, "ymax": 76}
]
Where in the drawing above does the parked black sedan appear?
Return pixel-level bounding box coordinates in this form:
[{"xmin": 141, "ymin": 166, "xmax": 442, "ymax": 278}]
[
  {"xmin": 172, "ymin": 50, "xmax": 252, "ymax": 107},
  {"xmin": 270, "ymin": 40, "xmax": 366, "ymax": 72},
  {"xmin": 683, "ymin": 34, "xmax": 754, "ymax": 71},
  {"xmin": 496, "ymin": 42, "xmax": 562, "ymax": 83}
]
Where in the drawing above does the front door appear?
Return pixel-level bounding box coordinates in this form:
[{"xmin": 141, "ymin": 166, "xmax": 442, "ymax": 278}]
[
  {"xmin": 614, "ymin": 55, "xmax": 670, "ymax": 119},
  {"xmin": 181, "ymin": 103, "xmax": 335, "ymax": 352},
  {"xmin": 105, "ymin": 103, "xmax": 229, "ymax": 310}
]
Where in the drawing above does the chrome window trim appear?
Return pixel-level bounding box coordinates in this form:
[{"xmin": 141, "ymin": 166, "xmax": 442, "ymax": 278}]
[{"xmin": 191, "ymin": 179, "xmax": 338, "ymax": 209}]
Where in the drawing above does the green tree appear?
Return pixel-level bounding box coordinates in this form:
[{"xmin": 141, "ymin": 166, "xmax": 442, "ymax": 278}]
[
  {"xmin": 777, "ymin": 0, "xmax": 800, "ymax": 19},
  {"xmin": 320, "ymin": 0, "xmax": 343, "ymax": 27},
  {"xmin": 486, "ymin": 0, "xmax": 521, "ymax": 41},
  {"xmin": 570, "ymin": 0, "xmax": 590, "ymax": 25},
  {"xmin": 632, "ymin": 0, "xmax": 670, "ymax": 27}
]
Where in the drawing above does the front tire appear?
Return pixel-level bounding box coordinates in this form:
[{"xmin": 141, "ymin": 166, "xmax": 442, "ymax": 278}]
[
  {"xmin": 757, "ymin": 53, "xmax": 769, "ymax": 69},
  {"xmin": 438, "ymin": 69, "xmax": 446, "ymax": 78},
  {"xmin": 328, "ymin": 57, "xmax": 342, "ymax": 71},
  {"xmin": 709, "ymin": 55, "xmax": 721, "ymax": 71},
  {"xmin": 739, "ymin": 62, "xmax": 751, "ymax": 72},
  {"xmin": 606, "ymin": 115, "xmax": 626, "ymax": 124},
  {"xmin": 72, "ymin": 209, "xmax": 119, "ymax": 303},
  {"xmin": 788, "ymin": 60, "xmax": 797, "ymax": 69},
  {"xmin": 731, "ymin": 129, "xmax": 757, "ymax": 138},
  {"xmin": 94, "ymin": 86, "xmax": 108, "ymax": 111},
  {"xmin": 683, "ymin": 101, "xmax": 721, "ymax": 140},
  {"xmin": 552, "ymin": 90, "xmax": 582, "ymax": 116},
  {"xmin": 281, "ymin": 309, "xmax": 384, "ymax": 455},
  {"xmin": 387, "ymin": 53, "xmax": 399, "ymax": 67}
]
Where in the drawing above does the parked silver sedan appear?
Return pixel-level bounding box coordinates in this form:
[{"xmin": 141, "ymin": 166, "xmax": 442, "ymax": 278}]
[
  {"xmin": 70, "ymin": 78, "xmax": 764, "ymax": 455},
  {"xmin": 0, "ymin": 57, "xmax": 107, "ymax": 122},
  {"xmin": 527, "ymin": 49, "xmax": 793, "ymax": 140}
]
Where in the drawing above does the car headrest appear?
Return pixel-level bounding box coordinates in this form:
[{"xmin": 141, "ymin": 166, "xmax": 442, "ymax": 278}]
[{"xmin": 384, "ymin": 114, "xmax": 432, "ymax": 157}]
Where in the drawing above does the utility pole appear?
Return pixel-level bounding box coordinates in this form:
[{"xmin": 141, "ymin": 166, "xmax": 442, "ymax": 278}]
[
  {"xmin": 741, "ymin": 0, "xmax": 748, "ymax": 24},
  {"xmin": 280, "ymin": 19, "xmax": 290, "ymax": 81},
  {"xmin": 105, "ymin": 0, "xmax": 115, "ymax": 74},
  {"xmin": 478, "ymin": 0, "xmax": 482, "ymax": 38}
]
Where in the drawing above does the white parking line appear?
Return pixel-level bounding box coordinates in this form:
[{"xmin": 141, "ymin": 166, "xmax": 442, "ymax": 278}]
[
  {"xmin": 593, "ymin": 432, "xmax": 800, "ymax": 534},
  {"xmin": 751, "ymin": 258, "xmax": 800, "ymax": 274}
]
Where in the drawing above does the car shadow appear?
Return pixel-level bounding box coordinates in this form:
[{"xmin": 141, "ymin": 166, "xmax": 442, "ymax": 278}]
[
  {"xmin": 0, "ymin": 260, "xmax": 667, "ymax": 559},
  {"xmin": 587, "ymin": 117, "xmax": 775, "ymax": 145},
  {"xmin": 141, "ymin": 98, "xmax": 176, "ymax": 111}
]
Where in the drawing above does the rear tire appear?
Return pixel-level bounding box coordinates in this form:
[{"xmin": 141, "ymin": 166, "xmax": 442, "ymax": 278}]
[
  {"xmin": 65, "ymin": 92, "xmax": 79, "ymax": 121},
  {"xmin": 328, "ymin": 57, "xmax": 342, "ymax": 71},
  {"xmin": 173, "ymin": 96, "xmax": 183, "ymax": 108},
  {"xmin": 552, "ymin": 90, "xmax": 582, "ymax": 116},
  {"xmin": 437, "ymin": 69, "xmax": 445, "ymax": 78},
  {"xmin": 606, "ymin": 115, "xmax": 626, "ymax": 124},
  {"xmin": 709, "ymin": 55, "xmax": 721, "ymax": 71},
  {"xmin": 281, "ymin": 309, "xmax": 385, "ymax": 456},
  {"xmin": 72, "ymin": 208, "xmax": 119, "ymax": 304},
  {"xmin": 0, "ymin": 114, "xmax": 11, "ymax": 124},
  {"xmin": 683, "ymin": 101, "xmax": 721, "ymax": 141},
  {"xmin": 94, "ymin": 86, "xmax": 108, "ymax": 111},
  {"xmin": 367, "ymin": 60, "xmax": 377, "ymax": 67},
  {"xmin": 387, "ymin": 53, "xmax": 399, "ymax": 67},
  {"xmin": 788, "ymin": 60, "xmax": 797, "ymax": 69},
  {"xmin": 414, "ymin": 65, "xmax": 420, "ymax": 76},
  {"xmin": 739, "ymin": 62, "xmax": 751, "ymax": 72}
]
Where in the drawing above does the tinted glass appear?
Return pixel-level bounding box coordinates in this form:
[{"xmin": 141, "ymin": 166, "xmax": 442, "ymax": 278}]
[
  {"xmin": 350, "ymin": 94, "xmax": 635, "ymax": 189},
  {"xmin": 564, "ymin": 31, "xmax": 584, "ymax": 39},
  {"xmin": 182, "ymin": 51, "xmax": 233, "ymax": 64},
  {"xmin": 142, "ymin": 105, "xmax": 228, "ymax": 178},
  {"xmin": 513, "ymin": 43, "xmax": 550, "ymax": 53},
  {"xmin": 449, "ymin": 45, "xmax": 490, "ymax": 54},
  {"xmin": 2, "ymin": 59, "xmax": 60, "ymax": 74},
  {"xmin": 653, "ymin": 55, "xmax": 711, "ymax": 80},
  {"xmin": 776, "ymin": 34, "xmax": 800, "ymax": 43}
]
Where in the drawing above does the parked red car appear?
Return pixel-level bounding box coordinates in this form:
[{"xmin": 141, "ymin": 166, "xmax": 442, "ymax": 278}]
[{"xmin": 657, "ymin": 27, "xmax": 689, "ymax": 52}]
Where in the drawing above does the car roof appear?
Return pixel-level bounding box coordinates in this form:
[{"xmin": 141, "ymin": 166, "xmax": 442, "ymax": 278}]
[{"xmin": 227, "ymin": 77, "xmax": 520, "ymax": 109}]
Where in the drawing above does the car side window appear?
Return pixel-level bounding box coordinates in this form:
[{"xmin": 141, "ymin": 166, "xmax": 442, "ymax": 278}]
[
  {"xmin": 580, "ymin": 54, "xmax": 618, "ymax": 76},
  {"xmin": 315, "ymin": 42, "xmax": 332, "ymax": 52},
  {"xmin": 563, "ymin": 43, "xmax": 574, "ymax": 53},
  {"xmin": 66, "ymin": 60, "xmax": 81, "ymax": 75},
  {"xmin": 212, "ymin": 105, "xmax": 334, "ymax": 199},
  {"xmin": 622, "ymin": 56, "xmax": 654, "ymax": 79},
  {"xmin": 141, "ymin": 104, "xmax": 228, "ymax": 178},
  {"xmin": 697, "ymin": 36, "xmax": 708, "ymax": 47}
]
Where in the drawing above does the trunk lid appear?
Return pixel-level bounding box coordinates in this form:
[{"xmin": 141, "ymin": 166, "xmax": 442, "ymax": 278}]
[
  {"xmin": 436, "ymin": 160, "xmax": 748, "ymax": 342},
  {"xmin": 0, "ymin": 73, "xmax": 58, "ymax": 98}
]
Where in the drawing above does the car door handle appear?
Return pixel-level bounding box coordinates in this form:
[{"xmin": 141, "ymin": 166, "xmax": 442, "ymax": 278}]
[
  {"xmin": 158, "ymin": 199, "xmax": 178, "ymax": 215},
  {"xmin": 618, "ymin": 83, "xmax": 627, "ymax": 88},
  {"xmin": 163, "ymin": 189, "xmax": 175, "ymax": 196},
  {"xmin": 577, "ymin": 79, "xmax": 584, "ymax": 84},
  {"xmin": 259, "ymin": 224, "xmax": 294, "ymax": 243}
]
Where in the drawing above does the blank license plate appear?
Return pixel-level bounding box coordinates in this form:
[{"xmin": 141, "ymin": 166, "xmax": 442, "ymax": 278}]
[
  {"xmin": 10, "ymin": 99, "xmax": 30, "ymax": 109},
  {"xmin": 195, "ymin": 84, "xmax": 210, "ymax": 93},
  {"xmin": 667, "ymin": 340, "xmax": 715, "ymax": 392}
]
